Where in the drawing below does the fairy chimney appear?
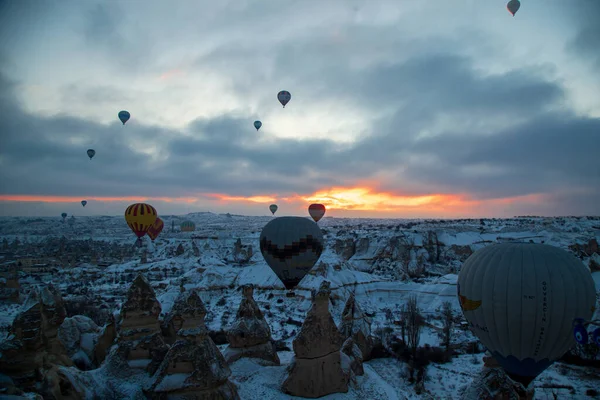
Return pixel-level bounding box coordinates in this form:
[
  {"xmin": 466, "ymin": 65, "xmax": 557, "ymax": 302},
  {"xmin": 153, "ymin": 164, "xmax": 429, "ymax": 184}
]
[
  {"xmin": 224, "ymin": 284, "xmax": 279, "ymax": 365},
  {"xmin": 145, "ymin": 290, "xmax": 240, "ymax": 399},
  {"xmin": 282, "ymin": 281, "xmax": 349, "ymax": 397},
  {"xmin": 339, "ymin": 292, "xmax": 373, "ymax": 360},
  {"xmin": 162, "ymin": 288, "xmax": 207, "ymax": 344},
  {"xmin": 118, "ymin": 274, "xmax": 167, "ymax": 373}
]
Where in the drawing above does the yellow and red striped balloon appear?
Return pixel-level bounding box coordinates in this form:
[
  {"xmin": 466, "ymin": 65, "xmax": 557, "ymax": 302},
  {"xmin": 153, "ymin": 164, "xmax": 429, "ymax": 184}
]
[{"xmin": 124, "ymin": 203, "xmax": 157, "ymax": 239}]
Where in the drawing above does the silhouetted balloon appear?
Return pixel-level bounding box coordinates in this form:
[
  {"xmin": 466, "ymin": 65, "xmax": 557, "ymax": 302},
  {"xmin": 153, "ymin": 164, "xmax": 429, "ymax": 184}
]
[
  {"xmin": 259, "ymin": 216, "xmax": 324, "ymax": 289},
  {"xmin": 87, "ymin": 149, "xmax": 95, "ymax": 160},
  {"xmin": 180, "ymin": 221, "xmax": 196, "ymax": 232},
  {"xmin": 118, "ymin": 110, "xmax": 131, "ymax": 125},
  {"xmin": 254, "ymin": 120, "xmax": 262, "ymax": 131},
  {"xmin": 277, "ymin": 90, "xmax": 291, "ymax": 108},
  {"xmin": 308, "ymin": 203, "xmax": 326, "ymax": 222},
  {"xmin": 458, "ymin": 242, "xmax": 596, "ymax": 386},
  {"xmin": 81, "ymin": 200, "xmax": 87, "ymax": 207},
  {"xmin": 269, "ymin": 204, "xmax": 278, "ymax": 215},
  {"xmin": 124, "ymin": 203, "xmax": 157, "ymax": 240},
  {"xmin": 61, "ymin": 213, "xmax": 67, "ymax": 220},
  {"xmin": 507, "ymin": 0, "xmax": 520, "ymax": 16},
  {"xmin": 147, "ymin": 217, "xmax": 164, "ymax": 241}
]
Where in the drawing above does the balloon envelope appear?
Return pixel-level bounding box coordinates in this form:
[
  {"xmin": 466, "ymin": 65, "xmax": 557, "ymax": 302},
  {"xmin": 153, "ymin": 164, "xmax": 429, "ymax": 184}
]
[
  {"xmin": 87, "ymin": 149, "xmax": 95, "ymax": 159},
  {"xmin": 147, "ymin": 217, "xmax": 164, "ymax": 241},
  {"xmin": 308, "ymin": 203, "xmax": 326, "ymax": 222},
  {"xmin": 269, "ymin": 204, "xmax": 278, "ymax": 215},
  {"xmin": 507, "ymin": 0, "xmax": 520, "ymax": 16},
  {"xmin": 81, "ymin": 200, "xmax": 87, "ymax": 207},
  {"xmin": 457, "ymin": 242, "xmax": 596, "ymax": 386},
  {"xmin": 61, "ymin": 213, "xmax": 67, "ymax": 219},
  {"xmin": 180, "ymin": 221, "xmax": 196, "ymax": 232},
  {"xmin": 259, "ymin": 216, "xmax": 324, "ymax": 289},
  {"xmin": 124, "ymin": 203, "xmax": 157, "ymax": 239},
  {"xmin": 254, "ymin": 120, "xmax": 262, "ymax": 130},
  {"xmin": 118, "ymin": 110, "xmax": 131, "ymax": 125},
  {"xmin": 277, "ymin": 90, "xmax": 291, "ymax": 107}
]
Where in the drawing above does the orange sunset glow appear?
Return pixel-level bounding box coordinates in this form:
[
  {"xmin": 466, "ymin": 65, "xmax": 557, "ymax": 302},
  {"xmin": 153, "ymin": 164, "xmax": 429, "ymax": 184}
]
[{"xmin": 0, "ymin": 187, "xmax": 548, "ymax": 218}]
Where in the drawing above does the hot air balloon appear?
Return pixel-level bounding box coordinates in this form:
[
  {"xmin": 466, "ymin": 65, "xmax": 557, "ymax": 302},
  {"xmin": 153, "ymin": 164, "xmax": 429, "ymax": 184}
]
[
  {"xmin": 457, "ymin": 242, "xmax": 596, "ymax": 386},
  {"xmin": 269, "ymin": 204, "xmax": 278, "ymax": 215},
  {"xmin": 254, "ymin": 120, "xmax": 262, "ymax": 131},
  {"xmin": 118, "ymin": 110, "xmax": 131, "ymax": 125},
  {"xmin": 507, "ymin": 0, "xmax": 520, "ymax": 16},
  {"xmin": 61, "ymin": 213, "xmax": 67, "ymax": 221},
  {"xmin": 81, "ymin": 200, "xmax": 87, "ymax": 207},
  {"xmin": 124, "ymin": 203, "xmax": 157, "ymax": 245},
  {"xmin": 277, "ymin": 90, "xmax": 291, "ymax": 108},
  {"xmin": 180, "ymin": 221, "xmax": 196, "ymax": 232},
  {"xmin": 308, "ymin": 203, "xmax": 326, "ymax": 222},
  {"xmin": 87, "ymin": 149, "xmax": 96, "ymax": 160},
  {"xmin": 259, "ymin": 216, "xmax": 324, "ymax": 289},
  {"xmin": 147, "ymin": 217, "xmax": 164, "ymax": 241}
]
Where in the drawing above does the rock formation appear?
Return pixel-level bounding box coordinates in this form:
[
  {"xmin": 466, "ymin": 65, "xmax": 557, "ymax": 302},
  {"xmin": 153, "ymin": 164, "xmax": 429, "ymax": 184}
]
[
  {"xmin": 117, "ymin": 274, "xmax": 168, "ymax": 374},
  {"xmin": 58, "ymin": 315, "xmax": 102, "ymax": 370},
  {"xmin": 339, "ymin": 292, "xmax": 373, "ymax": 361},
  {"xmin": 341, "ymin": 337, "xmax": 364, "ymax": 377},
  {"xmin": 223, "ymin": 284, "xmax": 279, "ymax": 365},
  {"xmin": 146, "ymin": 288, "xmax": 240, "ymax": 399},
  {"xmin": 282, "ymin": 281, "xmax": 349, "ymax": 398},
  {"xmin": 162, "ymin": 288, "xmax": 208, "ymax": 344},
  {"xmin": 462, "ymin": 367, "xmax": 534, "ymax": 400},
  {"xmin": 0, "ymin": 284, "xmax": 74, "ymax": 398}
]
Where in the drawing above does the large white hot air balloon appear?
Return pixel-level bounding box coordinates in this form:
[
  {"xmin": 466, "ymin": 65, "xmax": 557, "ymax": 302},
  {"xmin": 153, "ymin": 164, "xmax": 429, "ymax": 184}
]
[
  {"xmin": 457, "ymin": 242, "xmax": 596, "ymax": 386},
  {"xmin": 259, "ymin": 216, "xmax": 324, "ymax": 289}
]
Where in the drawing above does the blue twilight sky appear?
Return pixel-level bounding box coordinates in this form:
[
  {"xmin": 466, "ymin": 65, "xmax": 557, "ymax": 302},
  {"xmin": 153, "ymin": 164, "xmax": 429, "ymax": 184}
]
[{"xmin": 0, "ymin": 0, "xmax": 598, "ymax": 218}]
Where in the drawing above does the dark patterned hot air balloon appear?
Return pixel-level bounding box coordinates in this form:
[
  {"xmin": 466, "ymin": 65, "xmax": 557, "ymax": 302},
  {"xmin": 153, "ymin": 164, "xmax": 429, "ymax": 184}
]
[
  {"xmin": 61, "ymin": 213, "xmax": 67, "ymax": 222},
  {"xmin": 147, "ymin": 217, "xmax": 164, "ymax": 241},
  {"xmin": 259, "ymin": 216, "xmax": 324, "ymax": 289},
  {"xmin": 254, "ymin": 120, "xmax": 262, "ymax": 131},
  {"xmin": 308, "ymin": 203, "xmax": 326, "ymax": 222},
  {"xmin": 507, "ymin": 0, "xmax": 520, "ymax": 16},
  {"xmin": 269, "ymin": 204, "xmax": 278, "ymax": 215},
  {"xmin": 458, "ymin": 242, "xmax": 595, "ymax": 387},
  {"xmin": 124, "ymin": 203, "xmax": 157, "ymax": 245},
  {"xmin": 277, "ymin": 90, "xmax": 291, "ymax": 108},
  {"xmin": 87, "ymin": 149, "xmax": 96, "ymax": 160},
  {"xmin": 180, "ymin": 221, "xmax": 196, "ymax": 232},
  {"xmin": 118, "ymin": 110, "xmax": 131, "ymax": 125},
  {"xmin": 81, "ymin": 200, "xmax": 87, "ymax": 207}
]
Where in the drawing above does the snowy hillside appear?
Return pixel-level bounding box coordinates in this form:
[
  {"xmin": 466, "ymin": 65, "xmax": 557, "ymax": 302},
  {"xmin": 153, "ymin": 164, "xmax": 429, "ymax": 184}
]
[{"xmin": 0, "ymin": 214, "xmax": 599, "ymax": 399}]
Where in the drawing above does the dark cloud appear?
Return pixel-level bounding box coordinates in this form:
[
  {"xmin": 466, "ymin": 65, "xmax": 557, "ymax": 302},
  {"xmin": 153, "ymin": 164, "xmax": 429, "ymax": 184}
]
[{"xmin": 1, "ymin": 24, "xmax": 599, "ymax": 216}]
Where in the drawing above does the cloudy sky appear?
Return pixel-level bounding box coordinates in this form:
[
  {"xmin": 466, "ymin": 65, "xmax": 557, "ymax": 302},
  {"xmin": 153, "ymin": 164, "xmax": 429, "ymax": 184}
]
[{"xmin": 0, "ymin": 0, "xmax": 598, "ymax": 218}]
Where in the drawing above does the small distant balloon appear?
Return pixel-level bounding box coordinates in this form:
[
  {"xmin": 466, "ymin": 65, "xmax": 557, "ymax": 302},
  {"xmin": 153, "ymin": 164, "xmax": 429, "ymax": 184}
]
[
  {"xmin": 507, "ymin": 0, "xmax": 520, "ymax": 16},
  {"xmin": 254, "ymin": 120, "xmax": 262, "ymax": 131},
  {"xmin": 269, "ymin": 204, "xmax": 278, "ymax": 215},
  {"xmin": 81, "ymin": 200, "xmax": 87, "ymax": 207},
  {"xmin": 87, "ymin": 149, "xmax": 96, "ymax": 160},
  {"xmin": 308, "ymin": 203, "xmax": 326, "ymax": 222},
  {"xmin": 118, "ymin": 110, "xmax": 131, "ymax": 125},
  {"xmin": 61, "ymin": 213, "xmax": 67, "ymax": 220},
  {"xmin": 277, "ymin": 90, "xmax": 291, "ymax": 108}
]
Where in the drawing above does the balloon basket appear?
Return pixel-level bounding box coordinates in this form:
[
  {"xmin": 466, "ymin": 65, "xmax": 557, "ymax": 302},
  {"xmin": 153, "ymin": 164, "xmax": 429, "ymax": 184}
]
[{"xmin": 285, "ymin": 291, "xmax": 296, "ymax": 298}]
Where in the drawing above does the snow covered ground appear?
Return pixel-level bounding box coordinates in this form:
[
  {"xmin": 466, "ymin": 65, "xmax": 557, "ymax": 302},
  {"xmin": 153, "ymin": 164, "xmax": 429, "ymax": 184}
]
[{"xmin": 0, "ymin": 214, "xmax": 599, "ymax": 398}]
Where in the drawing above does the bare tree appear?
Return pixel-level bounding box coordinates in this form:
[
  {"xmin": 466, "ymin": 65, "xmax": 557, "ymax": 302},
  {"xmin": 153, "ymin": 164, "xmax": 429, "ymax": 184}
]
[
  {"xmin": 402, "ymin": 295, "xmax": 423, "ymax": 357},
  {"xmin": 441, "ymin": 301, "xmax": 453, "ymax": 354}
]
